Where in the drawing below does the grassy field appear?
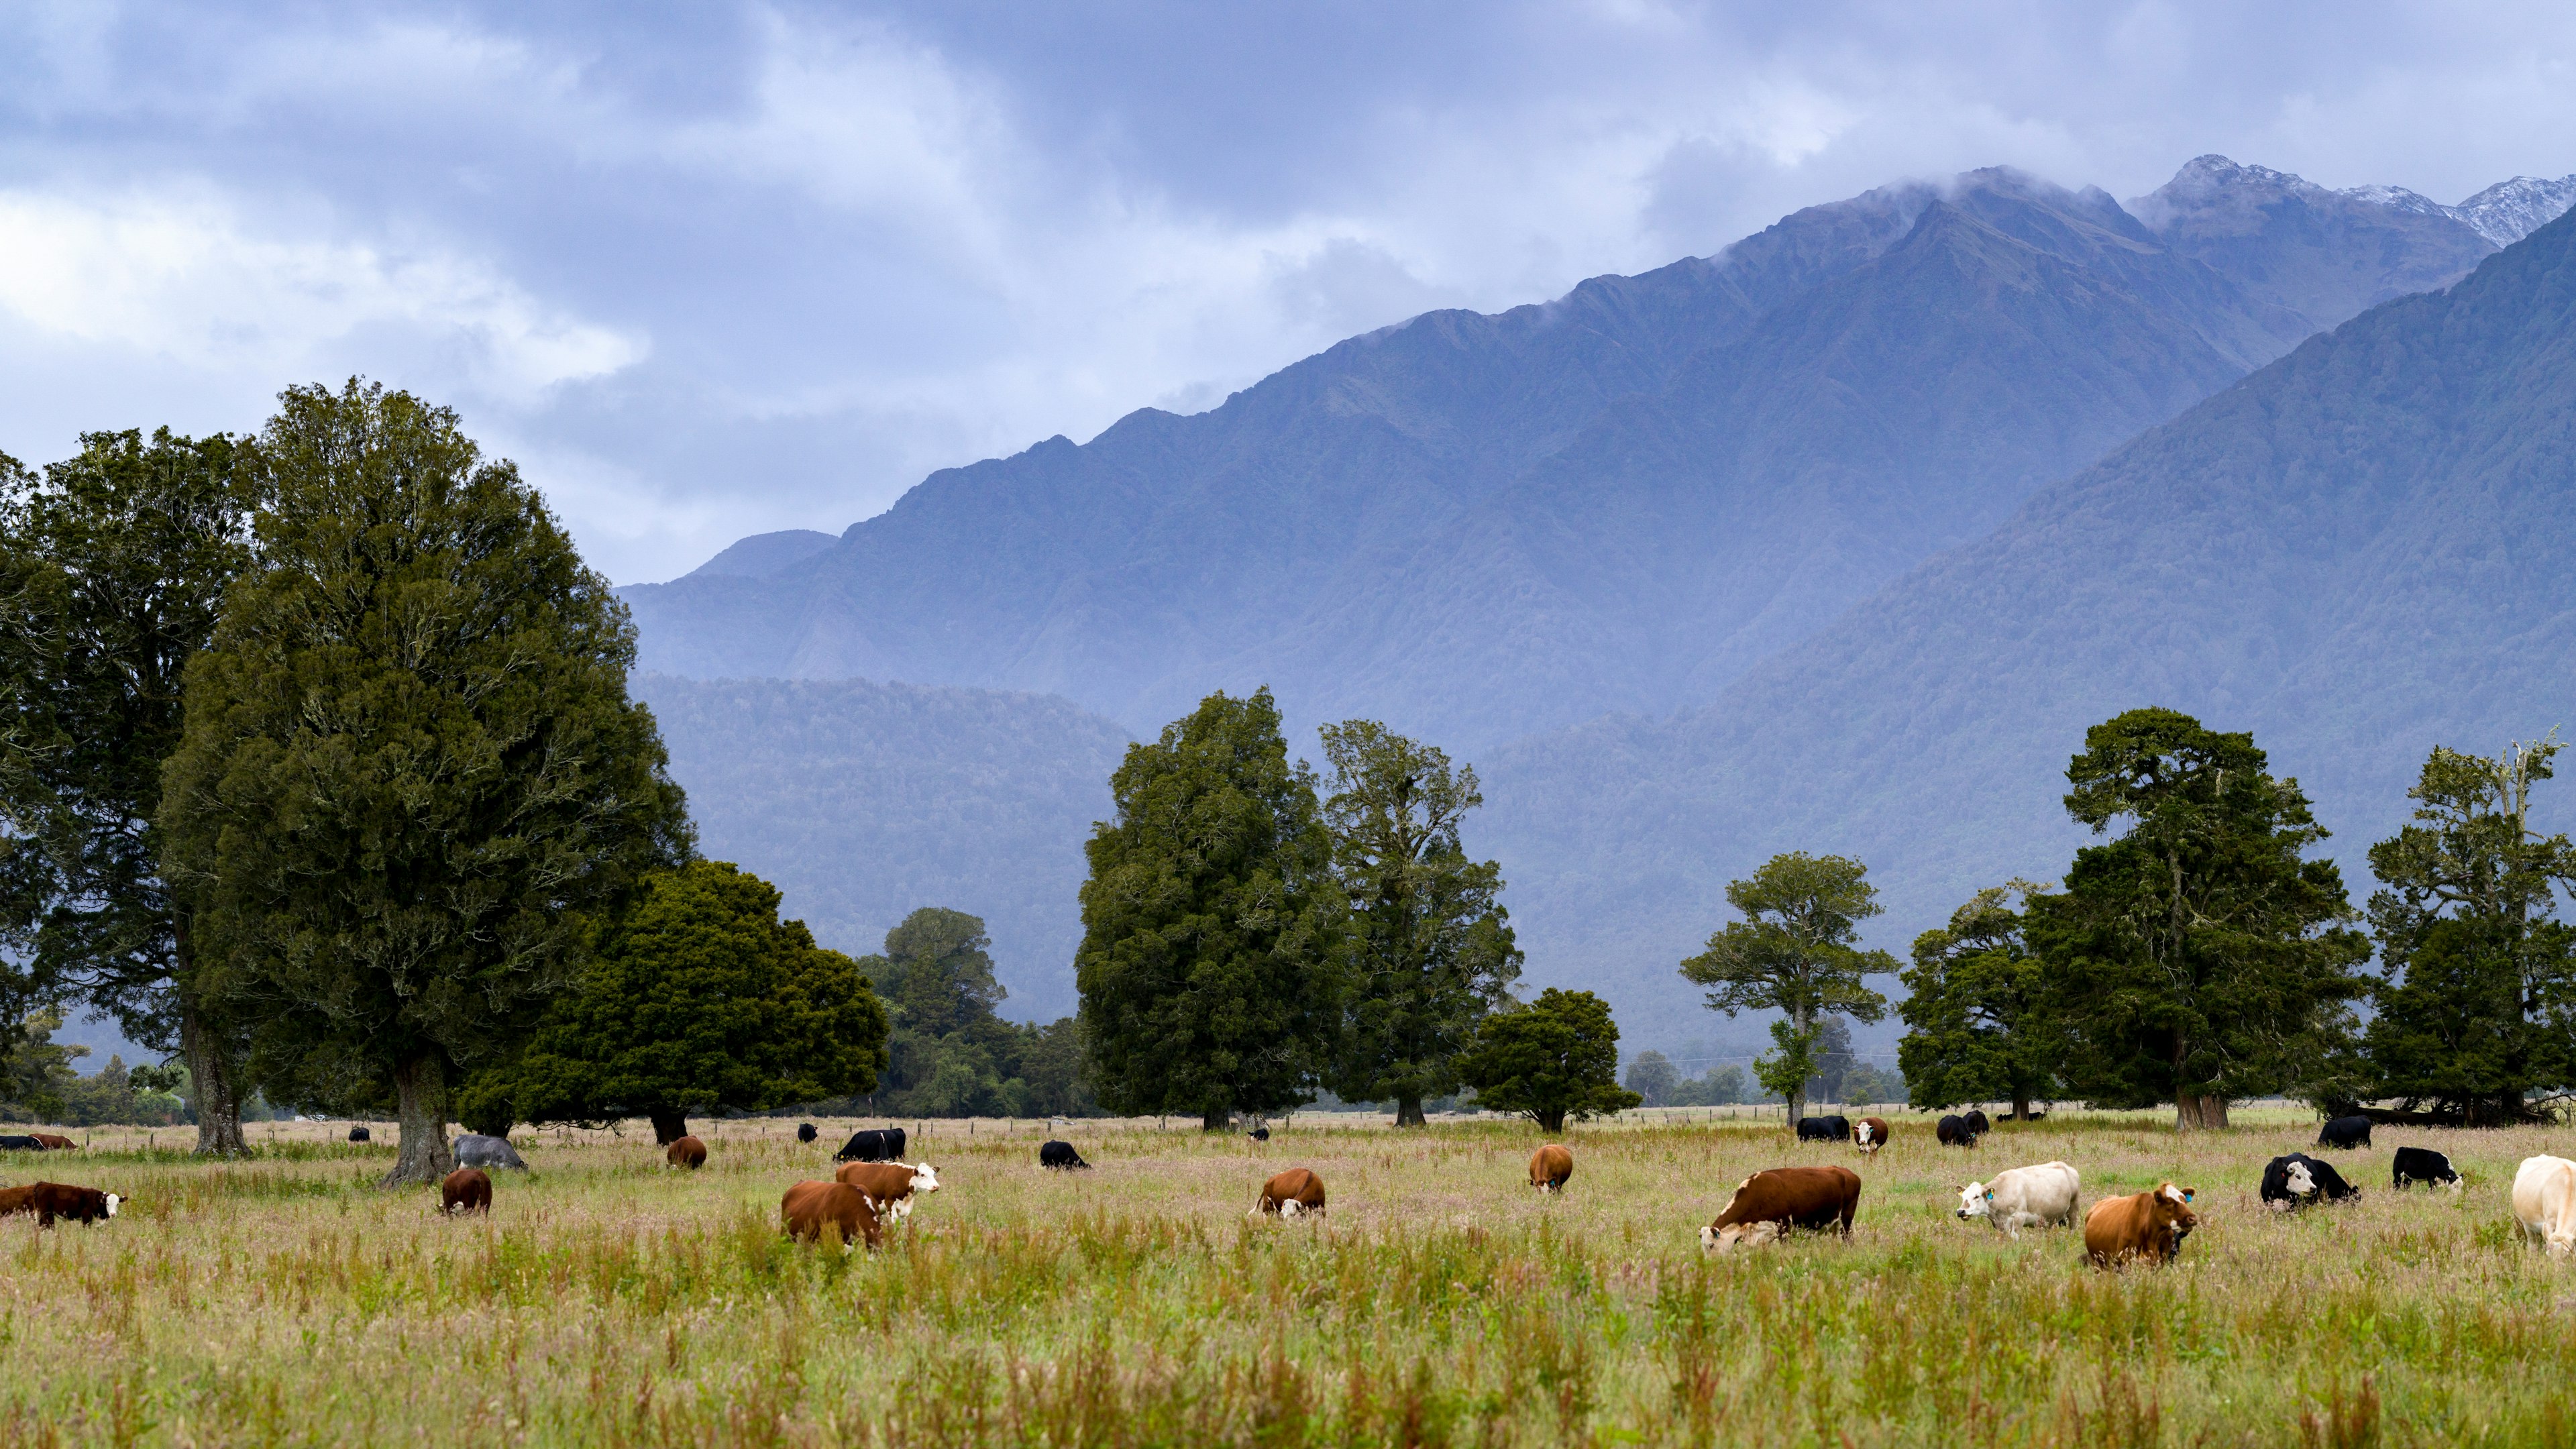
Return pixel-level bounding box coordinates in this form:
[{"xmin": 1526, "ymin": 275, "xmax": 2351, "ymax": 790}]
[{"xmin": 3, "ymin": 1108, "xmax": 2574, "ymax": 1447}]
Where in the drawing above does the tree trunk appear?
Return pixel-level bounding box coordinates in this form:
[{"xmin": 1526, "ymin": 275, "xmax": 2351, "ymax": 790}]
[
  {"xmin": 649, "ymin": 1109, "xmax": 688, "ymax": 1146},
  {"xmin": 1786, "ymin": 1085, "xmax": 1807, "ymax": 1127},
  {"xmin": 1394, "ymin": 1094, "xmax": 1426, "ymax": 1128},
  {"xmin": 180, "ymin": 1007, "xmax": 248, "ymax": 1157},
  {"xmin": 1201, "ymin": 1106, "xmax": 1232, "ymax": 1132},
  {"xmin": 2174, "ymin": 1093, "xmax": 2231, "ymax": 1131},
  {"xmin": 384, "ymin": 1053, "xmax": 454, "ymax": 1187},
  {"xmin": 2010, "ymin": 1090, "xmax": 2033, "ymax": 1122},
  {"xmin": 1536, "ymin": 1107, "xmax": 1566, "ymax": 1133}
]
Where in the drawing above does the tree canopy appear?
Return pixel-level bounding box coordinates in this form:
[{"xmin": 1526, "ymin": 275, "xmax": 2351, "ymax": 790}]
[
  {"xmin": 1678, "ymin": 852, "xmax": 1894, "ymax": 1124},
  {"xmin": 1454, "ymin": 987, "xmax": 1640, "ymax": 1133},
  {"xmin": 1898, "ymin": 883, "xmax": 2057, "ymax": 1118},
  {"xmin": 859, "ymin": 906, "xmax": 1091, "ymax": 1120}
]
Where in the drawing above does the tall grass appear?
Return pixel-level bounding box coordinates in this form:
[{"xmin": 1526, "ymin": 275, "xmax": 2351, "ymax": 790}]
[{"xmin": 2, "ymin": 1111, "xmax": 2573, "ymax": 1446}]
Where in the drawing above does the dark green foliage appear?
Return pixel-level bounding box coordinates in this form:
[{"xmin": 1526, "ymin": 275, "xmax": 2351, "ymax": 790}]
[
  {"xmin": 2362, "ymin": 740, "xmax": 2576, "ymax": 1123},
  {"xmin": 1454, "ymin": 987, "xmax": 1641, "ymax": 1133},
  {"xmin": 1665, "ymin": 1064, "xmax": 1750, "ymax": 1107},
  {"xmin": 157, "ymin": 381, "xmax": 694, "ymax": 1183},
  {"xmin": 1899, "ymin": 884, "xmax": 2057, "ymax": 1117},
  {"xmin": 2026, "ymin": 709, "xmax": 2370, "ymax": 1128},
  {"xmin": 1838, "ymin": 1061, "xmax": 1907, "ymax": 1106},
  {"xmin": 0, "ymin": 1016, "xmax": 189, "ymax": 1128},
  {"xmin": 1076, "ymin": 688, "xmax": 1342, "ymax": 1129},
  {"xmin": 1678, "ymin": 852, "xmax": 1893, "ymax": 1123},
  {"xmin": 1320, "ymin": 720, "xmax": 1521, "ymax": 1127},
  {"xmin": 859, "ymin": 907, "xmax": 1091, "ymax": 1118},
  {"xmin": 469, "ymin": 861, "xmax": 886, "ymax": 1142},
  {"xmin": 1622, "ymin": 1050, "xmax": 1680, "ymax": 1107}
]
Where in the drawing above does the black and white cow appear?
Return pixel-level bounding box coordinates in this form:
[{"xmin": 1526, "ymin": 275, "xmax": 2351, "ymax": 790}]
[
  {"xmin": 2316, "ymin": 1115, "xmax": 2373, "ymax": 1150},
  {"xmin": 2393, "ymin": 1146, "xmax": 2461, "ymax": 1191},
  {"xmin": 1039, "ymin": 1140, "xmax": 1091, "ymax": 1170},
  {"xmin": 1795, "ymin": 1114, "xmax": 1851, "ymax": 1143},
  {"xmin": 2262, "ymin": 1152, "xmax": 2359, "ymax": 1208}
]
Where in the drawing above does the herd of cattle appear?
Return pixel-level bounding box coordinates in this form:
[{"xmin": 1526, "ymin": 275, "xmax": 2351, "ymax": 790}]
[{"xmin": 7, "ymin": 1113, "xmax": 2576, "ymax": 1265}]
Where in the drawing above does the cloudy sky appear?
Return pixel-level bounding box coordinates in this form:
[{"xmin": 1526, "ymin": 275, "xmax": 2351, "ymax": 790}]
[{"xmin": 4, "ymin": 1, "xmax": 2573, "ymax": 584}]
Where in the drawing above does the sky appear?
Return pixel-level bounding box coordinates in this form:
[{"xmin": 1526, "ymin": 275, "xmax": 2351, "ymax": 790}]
[{"xmin": 4, "ymin": 2, "xmax": 2575, "ymax": 586}]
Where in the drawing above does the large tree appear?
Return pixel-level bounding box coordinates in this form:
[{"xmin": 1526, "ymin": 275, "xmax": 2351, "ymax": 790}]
[
  {"xmin": 1319, "ymin": 720, "xmax": 1521, "ymax": 1126},
  {"xmin": 1454, "ymin": 987, "xmax": 1641, "ymax": 1132},
  {"xmin": 2362, "ymin": 739, "xmax": 2576, "ymax": 1124},
  {"xmin": 2026, "ymin": 708, "xmax": 2369, "ymax": 1130},
  {"xmin": 1898, "ymin": 883, "xmax": 2058, "ymax": 1120},
  {"xmin": 0, "ymin": 431, "xmax": 255, "ymax": 1153},
  {"xmin": 158, "ymin": 382, "xmax": 692, "ymax": 1184},
  {"xmin": 1678, "ymin": 852, "xmax": 1894, "ymax": 1124},
  {"xmin": 463, "ymin": 861, "xmax": 887, "ymax": 1142},
  {"xmin": 1075, "ymin": 688, "xmax": 1342, "ymax": 1130}
]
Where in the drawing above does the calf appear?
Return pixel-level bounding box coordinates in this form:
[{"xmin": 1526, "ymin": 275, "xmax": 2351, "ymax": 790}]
[
  {"xmin": 2083, "ymin": 1183, "xmax": 2197, "ymax": 1269},
  {"xmin": 666, "ymin": 1136, "xmax": 708, "ymax": 1169},
  {"xmin": 2392, "ymin": 1146, "xmax": 2461, "ymax": 1191},
  {"xmin": 0, "ymin": 1181, "xmax": 122, "ymax": 1228},
  {"xmin": 453, "ymin": 1134, "xmax": 528, "ymax": 1171},
  {"xmin": 0, "ymin": 1135, "xmax": 44, "ymax": 1151},
  {"xmin": 1795, "ymin": 1115, "xmax": 1851, "ymax": 1143},
  {"xmin": 2261, "ymin": 1152, "xmax": 2357, "ymax": 1209},
  {"xmin": 796, "ymin": 1123, "xmax": 818, "ymax": 1144},
  {"xmin": 782, "ymin": 1181, "xmax": 882, "ymax": 1251},
  {"xmin": 347, "ymin": 1126, "xmax": 371, "ymax": 1143},
  {"xmin": 30, "ymin": 1134, "xmax": 75, "ymax": 1150},
  {"xmin": 1529, "ymin": 1144, "xmax": 1574, "ymax": 1192},
  {"xmin": 1956, "ymin": 1161, "xmax": 2082, "ymax": 1238},
  {"xmin": 1039, "ymin": 1139, "xmax": 1091, "ymax": 1170},
  {"xmin": 1251, "ymin": 1167, "xmax": 1326, "ymax": 1219},
  {"xmin": 2316, "ymin": 1114, "xmax": 2373, "ymax": 1150},
  {"xmin": 1701, "ymin": 1166, "xmax": 1861, "ymax": 1253},
  {"xmin": 2512, "ymin": 1155, "xmax": 2576, "ymax": 1256},
  {"xmin": 835, "ymin": 1161, "xmax": 941, "ymax": 1221},
  {"xmin": 441, "ymin": 1167, "xmax": 492, "ymax": 1215},
  {"xmin": 835, "ymin": 1128, "xmax": 909, "ymax": 1163},
  {"xmin": 1936, "ymin": 1115, "xmax": 1982, "ymax": 1147},
  {"xmin": 1854, "ymin": 1118, "xmax": 1892, "ymax": 1154}
]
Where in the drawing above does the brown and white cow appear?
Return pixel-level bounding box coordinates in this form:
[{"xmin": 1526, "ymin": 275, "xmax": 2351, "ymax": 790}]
[
  {"xmin": 0, "ymin": 1181, "xmax": 122, "ymax": 1228},
  {"xmin": 1251, "ymin": 1167, "xmax": 1326, "ymax": 1219},
  {"xmin": 441, "ymin": 1167, "xmax": 492, "ymax": 1215},
  {"xmin": 2512, "ymin": 1155, "xmax": 2576, "ymax": 1256},
  {"xmin": 2082, "ymin": 1183, "xmax": 2198, "ymax": 1268},
  {"xmin": 1854, "ymin": 1118, "xmax": 1891, "ymax": 1155},
  {"xmin": 835, "ymin": 1160, "xmax": 942, "ymax": 1221},
  {"xmin": 1529, "ymin": 1144, "xmax": 1574, "ymax": 1192},
  {"xmin": 30, "ymin": 1134, "xmax": 76, "ymax": 1150},
  {"xmin": 782, "ymin": 1180, "xmax": 882, "ymax": 1250},
  {"xmin": 1701, "ymin": 1166, "xmax": 1860, "ymax": 1253},
  {"xmin": 666, "ymin": 1136, "xmax": 708, "ymax": 1169}
]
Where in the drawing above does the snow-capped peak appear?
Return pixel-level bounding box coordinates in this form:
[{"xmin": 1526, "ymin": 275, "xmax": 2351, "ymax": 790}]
[{"xmin": 2451, "ymin": 174, "xmax": 2576, "ymax": 246}]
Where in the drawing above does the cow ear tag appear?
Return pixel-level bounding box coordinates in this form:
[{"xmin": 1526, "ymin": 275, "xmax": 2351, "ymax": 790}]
[
  {"xmin": 1984, "ymin": 1191, "xmax": 1994, "ymax": 1201},
  {"xmin": 2182, "ymin": 1190, "xmax": 2194, "ymax": 1202}
]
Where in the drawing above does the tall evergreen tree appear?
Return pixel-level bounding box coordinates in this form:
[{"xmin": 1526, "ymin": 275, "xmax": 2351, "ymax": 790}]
[
  {"xmin": 1678, "ymin": 852, "xmax": 1893, "ymax": 1124},
  {"xmin": 2363, "ymin": 739, "xmax": 2576, "ymax": 1124},
  {"xmin": 157, "ymin": 382, "xmax": 692, "ymax": 1185},
  {"xmin": 0, "ymin": 430, "xmax": 255, "ymax": 1153},
  {"xmin": 2026, "ymin": 708, "xmax": 2369, "ymax": 1130},
  {"xmin": 1898, "ymin": 883, "xmax": 2058, "ymax": 1120},
  {"xmin": 1318, "ymin": 720, "xmax": 1521, "ymax": 1126},
  {"xmin": 1075, "ymin": 688, "xmax": 1342, "ymax": 1130}
]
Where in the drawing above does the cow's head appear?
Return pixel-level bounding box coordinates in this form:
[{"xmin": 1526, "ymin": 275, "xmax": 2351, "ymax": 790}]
[
  {"xmin": 1703, "ymin": 1220, "xmax": 1781, "ymax": 1254},
  {"xmin": 2155, "ymin": 1183, "xmax": 2199, "ymax": 1242},
  {"xmin": 103, "ymin": 1193, "xmax": 121, "ymax": 1218},
  {"xmin": 2280, "ymin": 1159, "xmax": 2316, "ymax": 1199},
  {"xmin": 909, "ymin": 1163, "xmax": 941, "ymax": 1193},
  {"xmin": 1955, "ymin": 1182, "xmax": 1992, "ymax": 1220},
  {"xmin": 1279, "ymin": 1198, "xmax": 1305, "ymax": 1220}
]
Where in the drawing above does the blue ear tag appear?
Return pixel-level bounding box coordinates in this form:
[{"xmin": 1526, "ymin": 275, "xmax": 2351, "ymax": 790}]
[
  {"xmin": 1984, "ymin": 1191, "xmax": 1994, "ymax": 1201},
  {"xmin": 2182, "ymin": 1191, "xmax": 2194, "ymax": 1202}
]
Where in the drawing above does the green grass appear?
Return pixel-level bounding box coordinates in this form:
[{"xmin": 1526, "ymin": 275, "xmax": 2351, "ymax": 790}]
[{"xmin": 3, "ymin": 1111, "xmax": 2575, "ymax": 1446}]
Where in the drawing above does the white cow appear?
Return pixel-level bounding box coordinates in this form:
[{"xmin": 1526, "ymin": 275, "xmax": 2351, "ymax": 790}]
[
  {"xmin": 2512, "ymin": 1155, "xmax": 2576, "ymax": 1256},
  {"xmin": 1955, "ymin": 1161, "xmax": 2082, "ymax": 1238}
]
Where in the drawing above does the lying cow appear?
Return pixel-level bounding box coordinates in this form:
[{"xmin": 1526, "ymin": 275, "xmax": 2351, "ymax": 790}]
[
  {"xmin": 2393, "ymin": 1146, "xmax": 2461, "ymax": 1191},
  {"xmin": 2316, "ymin": 1114, "xmax": 2373, "ymax": 1150},
  {"xmin": 347, "ymin": 1126, "xmax": 371, "ymax": 1143},
  {"xmin": 1039, "ymin": 1140, "xmax": 1091, "ymax": 1170},
  {"xmin": 0, "ymin": 1181, "xmax": 122, "ymax": 1228},
  {"xmin": 1956, "ymin": 1161, "xmax": 2081, "ymax": 1238},
  {"xmin": 665, "ymin": 1136, "xmax": 708, "ymax": 1169},
  {"xmin": 1251, "ymin": 1168, "xmax": 1326, "ymax": 1219},
  {"xmin": 0, "ymin": 1135, "xmax": 45, "ymax": 1152},
  {"xmin": 835, "ymin": 1161, "xmax": 941, "ymax": 1221},
  {"xmin": 441, "ymin": 1167, "xmax": 492, "ymax": 1215},
  {"xmin": 1529, "ymin": 1144, "xmax": 1574, "ymax": 1192},
  {"xmin": 453, "ymin": 1134, "xmax": 528, "ymax": 1171},
  {"xmin": 2512, "ymin": 1155, "xmax": 2576, "ymax": 1256},
  {"xmin": 1854, "ymin": 1118, "xmax": 1891, "ymax": 1154},
  {"xmin": 1701, "ymin": 1166, "xmax": 1861, "ymax": 1253},
  {"xmin": 836, "ymin": 1128, "xmax": 908, "ymax": 1163},
  {"xmin": 31, "ymin": 1134, "xmax": 74, "ymax": 1150},
  {"xmin": 1936, "ymin": 1115, "xmax": 1982, "ymax": 1148},
  {"xmin": 2083, "ymin": 1183, "xmax": 2197, "ymax": 1269},
  {"xmin": 796, "ymin": 1123, "xmax": 818, "ymax": 1144},
  {"xmin": 782, "ymin": 1181, "xmax": 882, "ymax": 1251},
  {"xmin": 2261, "ymin": 1152, "xmax": 2357, "ymax": 1209},
  {"xmin": 1795, "ymin": 1115, "xmax": 1850, "ymax": 1143}
]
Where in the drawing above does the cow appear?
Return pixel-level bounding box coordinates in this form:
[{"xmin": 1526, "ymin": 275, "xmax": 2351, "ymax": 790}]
[
  {"xmin": 0, "ymin": 1135, "xmax": 44, "ymax": 1151},
  {"xmin": 782, "ymin": 1181, "xmax": 882, "ymax": 1251},
  {"xmin": 2512, "ymin": 1155, "xmax": 2576, "ymax": 1256},
  {"xmin": 1529, "ymin": 1144, "xmax": 1574, "ymax": 1192},
  {"xmin": 2393, "ymin": 1146, "xmax": 2461, "ymax": 1191},
  {"xmin": 453, "ymin": 1134, "xmax": 528, "ymax": 1171},
  {"xmin": 441, "ymin": 1167, "xmax": 492, "ymax": 1215},
  {"xmin": 2082, "ymin": 1183, "xmax": 2198, "ymax": 1268},
  {"xmin": 0, "ymin": 1181, "xmax": 121, "ymax": 1228},
  {"xmin": 796, "ymin": 1123, "xmax": 819, "ymax": 1144},
  {"xmin": 347, "ymin": 1126, "xmax": 371, "ymax": 1143},
  {"xmin": 1795, "ymin": 1114, "xmax": 1851, "ymax": 1142},
  {"xmin": 1039, "ymin": 1140, "xmax": 1091, "ymax": 1170},
  {"xmin": 1251, "ymin": 1168, "xmax": 1326, "ymax": 1218},
  {"xmin": 835, "ymin": 1161, "xmax": 941, "ymax": 1221},
  {"xmin": 1701, "ymin": 1166, "xmax": 1862, "ymax": 1253},
  {"xmin": 30, "ymin": 1134, "xmax": 74, "ymax": 1150},
  {"xmin": 1247, "ymin": 1126, "xmax": 1271, "ymax": 1142},
  {"xmin": 2262, "ymin": 1152, "xmax": 2358, "ymax": 1209},
  {"xmin": 1955, "ymin": 1161, "xmax": 2082, "ymax": 1238},
  {"xmin": 2316, "ymin": 1114, "xmax": 2373, "ymax": 1150},
  {"xmin": 1964, "ymin": 1109, "xmax": 1991, "ymax": 1138},
  {"xmin": 1854, "ymin": 1118, "xmax": 1892, "ymax": 1155},
  {"xmin": 666, "ymin": 1136, "xmax": 708, "ymax": 1169},
  {"xmin": 835, "ymin": 1128, "xmax": 908, "ymax": 1163},
  {"xmin": 1937, "ymin": 1115, "xmax": 1982, "ymax": 1147}
]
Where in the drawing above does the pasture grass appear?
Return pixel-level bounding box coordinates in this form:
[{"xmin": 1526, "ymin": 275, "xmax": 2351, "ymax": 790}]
[{"xmin": 2, "ymin": 1109, "xmax": 2574, "ymax": 1446}]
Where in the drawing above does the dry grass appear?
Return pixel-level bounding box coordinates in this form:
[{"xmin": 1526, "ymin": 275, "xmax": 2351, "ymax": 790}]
[{"xmin": 3, "ymin": 1108, "xmax": 2575, "ymax": 1446}]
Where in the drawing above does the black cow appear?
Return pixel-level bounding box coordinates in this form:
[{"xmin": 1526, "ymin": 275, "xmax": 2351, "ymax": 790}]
[
  {"xmin": 2392, "ymin": 1146, "xmax": 2461, "ymax": 1191},
  {"xmin": 796, "ymin": 1123, "xmax": 818, "ymax": 1144},
  {"xmin": 1794, "ymin": 1114, "xmax": 1851, "ymax": 1142},
  {"xmin": 2263, "ymin": 1151, "xmax": 2359, "ymax": 1208},
  {"xmin": 1936, "ymin": 1114, "xmax": 1982, "ymax": 1147},
  {"xmin": 835, "ymin": 1128, "xmax": 908, "ymax": 1163},
  {"xmin": 1247, "ymin": 1126, "xmax": 1270, "ymax": 1141},
  {"xmin": 2316, "ymin": 1114, "xmax": 2373, "ymax": 1150},
  {"xmin": 347, "ymin": 1126, "xmax": 370, "ymax": 1142},
  {"xmin": 1039, "ymin": 1140, "xmax": 1091, "ymax": 1170},
  {"xmin": 0, "ymin": 1135, "xmax": 44, "ymax": 1151},
  {"xmin": 1963, "ymin": 1109, "xmax": 1991, "ymax": 1138}
]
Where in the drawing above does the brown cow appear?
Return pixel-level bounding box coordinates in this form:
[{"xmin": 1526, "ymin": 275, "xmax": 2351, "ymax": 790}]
[
  {"xmin": 782, "ymin": 1180, "xmax": 882, "ymax": 1250},
  {"xmin": 1529, "ymin": 1144, "xmax": 1574, "ymax": 1192},
  {"xmin": 1250, "ymin": 1167, "xmax": 1326, "ymax": 1218},
  {"xmin": 31, "ymin": 1134, "xmax": 76, "ymax": 1150},
  {"xmin": 1854, "ymin": 1118, "xmax": 1891, "ymax": 1155},
  {"xmin": 1701, "ymin": 1166, "xmax": 1860, "ymax": 1252},
  {"xmin": 440, "ymin": 1167, "xmax": 492, "ymax": 1215},
  {"xmin": 2083, "ymin": 1183, "xmax": 2198, "ymax": 1269},
  {"xmin": 834, "ymin": 1160, "xmax": 941, "ymax": 1222},
  {"xmin": 0, "ymin": 1181, "xmax": 121, "ymax": 1228},
  {"xmin": 666, "ymin": 1136, "xmax": 708, "ymax": 1169}
]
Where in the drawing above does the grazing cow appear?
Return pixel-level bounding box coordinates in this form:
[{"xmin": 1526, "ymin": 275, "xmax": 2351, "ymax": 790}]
[
  {"xmin": 2082, "ymin": 1183, "xmax": 2198, "ymax": 1268},
  {"xmin": 440, "ymin": 1167, "xmax": 492, "ymax": 1215},
  {"xmin": 781, "ymin": 1181, "xmax": 882, "ymax": 1251},
  {"xmin": 835, "ymin": 1161, "xmax": 941, "ymax": 1221},
  {"xmin": 2316, "ymin": 1115, "xmax": 2373, "ymax": 1150},
  {"xmin": 1854, "ymin": 1118, "xmax": 1891, "ymax": 1154},
  {"xmin": 1936, "ymin": 1115, "xmax": 1982, "ymax": 1147},
  {"xmin": 0, "ymin": 1135, "xmax": 44, "ymax": 1151},
  {"xmin": 1529, "ymin": 1144, "xmax": 1574, "ymax": 1191},
  {"xmin": 30, "ymin": 1134, "xmax": 75, "ymax": 1150},
  {"xmin": 1795, "ymin": 1114, "xmax": 1851, "ymax": 1143},
  {"xmin": 835, "ymin": 1128, "xmax": 909, "ymax": 1163},
  {"xmin": 1701, "ymin": 1165, "xmax": 1862, "ymax": 1253},
  {"xmin": 1955, "ymin": 1161, "xmax": 2082, "ymax": 1238},
  {"xmin": 2393, "ymin": 1146, "xmax": 2461, "ymax": 1191},
  {"xmin": 666, "ymin": 1136, "xmax": 708, "ymax": 1169},
  {"xmin": 796, "ymin": 1123, "xmax": 819, "ymax": 1144},
  {"xmin": 347, "ymin": 1126, "xmax": 371, "ymax": 1143},
  {"xmin": 1039, "ymin": 1140, "xmax": 1091, "ymax": 1170},
  {"xmin": 0, "ymin": 1181, "xmax": 122, "ymax": 1228},
  {"xmin": 2512, "ymin": 1155, "xmax": 2576, "ymax": 1256},
  {"xmin": 1251, "ymin": 1167, "xmax": 1327, "ymax": 1218},
  {"xmin": 452, "ymin": 1134, "xmax": 528, "ymax": 1171},
  {"xmin": 1247, "ymin": 1126, "xmax": 1271, "ymax": 1142},
  {"xmin": 1964, "ymin": 1109, "xmax": 1991, "ymax": 1138},
  {"xmin": 2261, "ymin": 1152, "xmax": 2357, "ymax": 1209}
]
